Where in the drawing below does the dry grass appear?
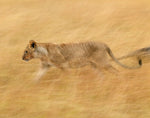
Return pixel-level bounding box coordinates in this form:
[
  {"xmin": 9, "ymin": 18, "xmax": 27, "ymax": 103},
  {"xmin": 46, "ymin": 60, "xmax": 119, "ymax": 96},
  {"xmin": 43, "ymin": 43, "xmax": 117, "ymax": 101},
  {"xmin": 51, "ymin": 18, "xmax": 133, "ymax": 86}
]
[{"xmin": 1, "ymin": 0, "xmax": 150, "ymax": 118}]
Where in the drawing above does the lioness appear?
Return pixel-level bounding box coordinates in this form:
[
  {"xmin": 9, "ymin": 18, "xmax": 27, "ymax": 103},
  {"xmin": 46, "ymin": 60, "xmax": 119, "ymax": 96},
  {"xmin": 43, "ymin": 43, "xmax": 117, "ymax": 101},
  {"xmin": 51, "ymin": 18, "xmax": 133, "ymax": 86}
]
[{"xmin": 22, "ymin": 40, "xmax": 142, "ymax": 81}]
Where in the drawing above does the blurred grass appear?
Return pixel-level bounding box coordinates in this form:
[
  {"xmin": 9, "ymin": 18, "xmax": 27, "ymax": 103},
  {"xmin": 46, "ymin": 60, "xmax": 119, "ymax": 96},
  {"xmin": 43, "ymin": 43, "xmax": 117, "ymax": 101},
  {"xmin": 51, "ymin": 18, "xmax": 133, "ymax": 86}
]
[{"xmin": 1, "ymin": 0, "xmax": 150, "ymax": 118}]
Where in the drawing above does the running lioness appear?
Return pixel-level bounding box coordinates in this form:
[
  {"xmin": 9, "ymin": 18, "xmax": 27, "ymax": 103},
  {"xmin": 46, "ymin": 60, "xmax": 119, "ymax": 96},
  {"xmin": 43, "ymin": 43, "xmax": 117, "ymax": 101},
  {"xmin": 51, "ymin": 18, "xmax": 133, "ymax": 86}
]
[{"xmin": 22, "ymin": 40, "xmax": 142, "ymax": 81}]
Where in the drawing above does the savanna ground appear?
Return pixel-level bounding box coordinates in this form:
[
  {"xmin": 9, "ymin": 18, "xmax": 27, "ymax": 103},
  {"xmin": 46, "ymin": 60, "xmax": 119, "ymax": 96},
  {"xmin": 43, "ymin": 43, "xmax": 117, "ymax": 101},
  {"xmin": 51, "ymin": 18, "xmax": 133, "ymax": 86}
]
[{"xmin": 0, "ymin": 0, "xmax": 150, "ymax": 118}]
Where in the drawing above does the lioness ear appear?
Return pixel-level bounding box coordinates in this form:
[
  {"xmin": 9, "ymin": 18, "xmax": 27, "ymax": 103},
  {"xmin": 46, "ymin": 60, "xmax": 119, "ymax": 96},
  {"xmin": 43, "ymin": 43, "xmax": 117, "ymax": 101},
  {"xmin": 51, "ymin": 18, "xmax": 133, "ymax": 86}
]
[{"xmin": 29, "ymin": 40, "xmax": 37, "ymax": 48}]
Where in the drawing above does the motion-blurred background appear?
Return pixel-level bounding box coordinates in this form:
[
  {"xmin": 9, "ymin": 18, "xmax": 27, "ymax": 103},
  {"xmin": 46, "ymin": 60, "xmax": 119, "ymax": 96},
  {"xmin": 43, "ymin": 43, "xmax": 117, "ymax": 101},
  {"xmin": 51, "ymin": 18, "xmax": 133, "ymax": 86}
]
[{"xmin": 0, "ymin": 0, "xmax": 150, "ymax": 118}]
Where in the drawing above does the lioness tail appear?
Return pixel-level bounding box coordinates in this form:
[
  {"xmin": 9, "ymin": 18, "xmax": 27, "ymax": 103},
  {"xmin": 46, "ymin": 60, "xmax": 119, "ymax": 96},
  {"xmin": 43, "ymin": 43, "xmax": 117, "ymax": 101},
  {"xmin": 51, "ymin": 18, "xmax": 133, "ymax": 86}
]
[{"xmin": 106, "ymin": 47, "xmax": 142, "ymax": 69}]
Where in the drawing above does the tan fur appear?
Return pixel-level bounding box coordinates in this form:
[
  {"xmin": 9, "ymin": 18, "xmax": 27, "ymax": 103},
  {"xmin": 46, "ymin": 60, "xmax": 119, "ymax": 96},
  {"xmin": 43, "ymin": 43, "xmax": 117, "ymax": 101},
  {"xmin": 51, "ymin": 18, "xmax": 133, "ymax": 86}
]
[{"xmin": 22, "ymin": 40, "xmax": 141, "ymax": 81}]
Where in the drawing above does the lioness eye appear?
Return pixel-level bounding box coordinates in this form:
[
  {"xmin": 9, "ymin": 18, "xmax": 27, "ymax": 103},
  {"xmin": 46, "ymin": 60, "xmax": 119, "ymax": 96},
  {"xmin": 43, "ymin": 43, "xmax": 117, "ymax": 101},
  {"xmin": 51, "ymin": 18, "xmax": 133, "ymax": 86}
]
[{"xmin": 25, "ymin": 51, "xmax": 28, "ymax": 53}]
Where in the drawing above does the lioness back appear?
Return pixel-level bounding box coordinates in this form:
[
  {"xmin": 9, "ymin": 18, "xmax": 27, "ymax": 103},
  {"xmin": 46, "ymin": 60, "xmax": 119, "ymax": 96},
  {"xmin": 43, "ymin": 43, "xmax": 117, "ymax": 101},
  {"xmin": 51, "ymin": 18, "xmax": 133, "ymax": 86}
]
[{"xmin": 58, "ymin": 42, "xmax": 107, "ymax": 60}]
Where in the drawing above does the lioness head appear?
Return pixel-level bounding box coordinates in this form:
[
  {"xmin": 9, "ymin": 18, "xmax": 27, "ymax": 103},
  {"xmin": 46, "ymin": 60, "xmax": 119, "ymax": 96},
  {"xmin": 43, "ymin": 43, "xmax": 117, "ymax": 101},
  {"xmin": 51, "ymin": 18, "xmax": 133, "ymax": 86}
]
[{"xmin": 22, "ymin": 40, "xmax": 37, "ymax": 61}]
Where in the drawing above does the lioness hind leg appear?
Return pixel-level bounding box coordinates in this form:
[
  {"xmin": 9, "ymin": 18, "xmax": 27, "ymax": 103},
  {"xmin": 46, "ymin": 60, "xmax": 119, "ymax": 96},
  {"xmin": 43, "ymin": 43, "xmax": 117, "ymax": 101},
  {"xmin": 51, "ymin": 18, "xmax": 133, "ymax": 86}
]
[
  {"xmin": 103, "ymin": 64, "xmax": 118, "ymax": 74},
  {"xmin": 96, "ymin": 63, "xmax": 118, "ymax": 74},
  {"xmin": 91, "ymin": 58, "xmax": 118, "ymax": 74}
]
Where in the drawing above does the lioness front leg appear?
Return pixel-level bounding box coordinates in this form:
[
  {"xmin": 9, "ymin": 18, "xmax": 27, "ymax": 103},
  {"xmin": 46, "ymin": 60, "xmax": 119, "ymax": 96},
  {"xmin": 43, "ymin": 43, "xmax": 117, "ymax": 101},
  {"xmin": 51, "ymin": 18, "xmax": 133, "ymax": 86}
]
[{"xmin": 34, "ymin": 63, "xmax": 50, "ymax": 82}]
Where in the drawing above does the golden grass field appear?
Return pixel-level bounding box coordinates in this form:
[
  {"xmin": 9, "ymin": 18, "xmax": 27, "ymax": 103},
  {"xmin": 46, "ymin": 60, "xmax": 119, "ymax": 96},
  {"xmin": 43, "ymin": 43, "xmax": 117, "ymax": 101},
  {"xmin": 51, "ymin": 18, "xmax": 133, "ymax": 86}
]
[{"xmin": 1, "ymin": 0, "xmax": 150, "ymax": 118}]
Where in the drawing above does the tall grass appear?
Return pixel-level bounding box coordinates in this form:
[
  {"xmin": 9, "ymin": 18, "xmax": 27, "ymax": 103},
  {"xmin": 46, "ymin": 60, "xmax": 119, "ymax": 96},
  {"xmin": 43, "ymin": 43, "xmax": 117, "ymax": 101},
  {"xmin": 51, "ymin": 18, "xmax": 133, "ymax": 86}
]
[{"xmin": 0, "ymin": 0, "xmax": 150, "ymax": 118}]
